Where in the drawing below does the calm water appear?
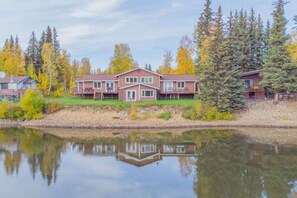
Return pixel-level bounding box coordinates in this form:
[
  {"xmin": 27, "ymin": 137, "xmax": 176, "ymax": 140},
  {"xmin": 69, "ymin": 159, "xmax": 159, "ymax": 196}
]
[{"xmin": 0, "ymin": 128, "xmax": 297, "ymax": 198}]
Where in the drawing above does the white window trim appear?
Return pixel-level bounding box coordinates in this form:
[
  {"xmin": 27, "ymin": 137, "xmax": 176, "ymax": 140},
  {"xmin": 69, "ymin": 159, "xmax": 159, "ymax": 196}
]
[
  {"xmin": 125, "ymin": 76, "xmax": 138, "ymax": 84},
  {"xmin": 140, "ymin": 76, "xmax": 153, "ymax": 84},
  {"xmin": 141, "ymin": 144, "xmax": 155, "ymax": 153},
  {"xmin": 141, "ymin": 89, "xmax": 154, "ymax": 98},
  {"xmin": 106, "ymin": 81, "xmax": 115, "ymax": 92},
  {"xmin": 177, "ymin": 81, "xmax": 185, "ymax": 90},
  {"xmin": 126, "ymin": 143, "xmax": 137, "ymax": 153},
  {"xmin": 164, "ymin": 81, "xmax": 174, "ymax": 92},
  {"xmin": 126, "ymin": 90, "xmax": 137, "ymax": 102},
  {"xmin": 93, "ymin": 81, "xmax": 102, "ymax": 89}
]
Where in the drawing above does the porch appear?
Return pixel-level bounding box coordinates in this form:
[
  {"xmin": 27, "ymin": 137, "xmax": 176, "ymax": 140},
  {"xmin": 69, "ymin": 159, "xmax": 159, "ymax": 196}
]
[
  {"xmin": 73, "ymin": 87, "xmax": 119, "ymax": 100},
  {"xmin": 159, "ymin": 88, "xmax": 195, "ymax": 99},
  {"xmin": 0, "ymin": 89, "xmax": 27, "ymax": 101}
]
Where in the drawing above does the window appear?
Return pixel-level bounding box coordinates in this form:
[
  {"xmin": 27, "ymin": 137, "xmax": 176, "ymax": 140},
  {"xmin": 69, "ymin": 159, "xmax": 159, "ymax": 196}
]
[
  {"xmin": 176, "ymin": 145, "xmax": 185, "ymax": 154},
  {"xmin": 140, "ymin": 76, "xmax": 153, "ymax": 84},
  {"xmin": 0, "ymin": 83, "xmax": 8, "ymax": 89},
  {"xmin": 244, "ymin": 80, "xmax": 253, "ymax": 89},
  {"xmin": 141, "ymin": 144, "xmax": 155, "ymax": 153},
  {"xmin": 177, "ymin": 81, "xmax": 185, "ymax": 89},
  {"xmin": 164, "ymin": 82, "xmax": 173, "ymax": 92},
  {"xmin": 163, "ymin": 145, "xmax": 174, "ymax": 153},
  {"xmin": 126, "ymin": 143, "xmax": 137, "ymax": 153},
  {"xmin": 93, "ymin": 81, "xmax": 101, "ymax": 89},
  {"xmin": 141, "ymin": 90, "xmax": 154, "ymax": 97},
  {"xmin": 125, "ymin": 77, "xmax": 137, "ymax": 83}
]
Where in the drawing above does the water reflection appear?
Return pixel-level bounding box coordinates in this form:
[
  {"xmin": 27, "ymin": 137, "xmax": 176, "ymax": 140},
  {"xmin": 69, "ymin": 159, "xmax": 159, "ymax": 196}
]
[{"xmin": 0, "ymin": 128, "xmax": 297, "ymax": 197}]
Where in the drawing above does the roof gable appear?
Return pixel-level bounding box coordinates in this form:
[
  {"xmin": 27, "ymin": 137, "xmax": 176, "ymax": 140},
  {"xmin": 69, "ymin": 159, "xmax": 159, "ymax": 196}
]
[
  {"xmin": 240, "ymin": 69, "xmax": 263, "ymax": 77},
  {"xmin": 115, "ymin": 68, "xmax": 163, "ymax": 77},
  {"xmin": 119, "ymin": 83, "xmax": 160, "ymax": 90}
]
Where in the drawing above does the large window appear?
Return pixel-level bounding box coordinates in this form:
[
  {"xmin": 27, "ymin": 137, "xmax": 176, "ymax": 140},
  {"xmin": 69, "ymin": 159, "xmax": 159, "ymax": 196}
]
[
  {"xmin": 140, "ymin": 76, "xmax": 153, "ymax": 84},
  {"xmin": 126, "ymin": 143, "xmax": 137, "ymax": 153},
  {"xmin": 93, "ymin": 81, "xmax": 101, "ymax": 89},
  {"xmin": 125, "ymin": 77, "xmax": 137, "ymax": 83},
  {"xmin": 164, "ymin": 82, "xmax": 173, "ymax": 92},
  {"xmin": 177, "ymin": 81, "xmax": 185, "ymax": 89},
  {"xmin": 141, "ymin": 90, "xmax": 154, "ymax": 97},
  {"xmin": 244, "ymin": 79, "xmax": 253, "ymax": 89},
  {"xmin": 141, "ymin": 144, "xmax": 155, "ymax": 153}
]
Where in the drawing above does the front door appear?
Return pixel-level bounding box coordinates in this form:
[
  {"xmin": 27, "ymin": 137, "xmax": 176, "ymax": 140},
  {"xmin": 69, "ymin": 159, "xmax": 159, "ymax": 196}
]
[{"xmin": 127, "ymin": 90, "xmax": 136, "ymax": 102}]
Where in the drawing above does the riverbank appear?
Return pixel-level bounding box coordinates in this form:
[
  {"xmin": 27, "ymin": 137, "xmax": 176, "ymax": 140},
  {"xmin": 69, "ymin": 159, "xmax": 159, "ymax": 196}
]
[{"xmin": 13, "ymin": 100, "xmax": 296, "ymax": 129}]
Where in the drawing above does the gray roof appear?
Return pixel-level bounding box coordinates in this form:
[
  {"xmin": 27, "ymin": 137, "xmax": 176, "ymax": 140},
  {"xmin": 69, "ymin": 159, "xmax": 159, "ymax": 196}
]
[
  {"xmin": 0, "ymin": 76, "xmax": 29, "ymax": 84},
  {"xmin": 240, "ymin": 70, "xmax": 263, "ymax": 77}
]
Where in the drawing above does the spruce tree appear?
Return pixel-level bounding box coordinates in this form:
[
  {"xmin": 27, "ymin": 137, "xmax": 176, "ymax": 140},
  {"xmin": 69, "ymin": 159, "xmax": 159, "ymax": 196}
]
[
  {"xmin": 25, "ymin": 31, "xmax": 39, "ymax": 72},
  {"xmin": 263, "ymin": 20, "xmax": 271, "ymax": 57},
  {"xmin": 193, "ymin": 0, "xmax": 213, "ymax": 73},
  {"xmin": 248, "ymin": 8, "xmax": 257, "ymax": 70},
  {"xmin": 260, "ymin": 0, "xmax": 297, "ymax": 103},
  {"xmin": 148, "ymin": 64, "xmax": 152, "ymax": 71},
  {"xmin": 53, "ymin": 27, "xmax": 60, "ymax": 55},
  {"xmin": 255, "ymin": 15, "xmax": 264, "ymax": 69},
  {"xmin": 45, "ymin": 26, "xmax": 53, "ymax": 44},
  {"xmin": 36, "ymin": 31, "xmax": 46, "ymax": 73},
  {"xmin": 200, "ymin": 6, "xmax": 244, "ymax": 112}
]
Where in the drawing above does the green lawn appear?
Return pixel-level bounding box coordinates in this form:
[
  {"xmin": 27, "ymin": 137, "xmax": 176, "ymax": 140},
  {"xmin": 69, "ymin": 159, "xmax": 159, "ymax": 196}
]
[{"xmin": 47, "ymin": 97, "xmax": 199, "ymax": 109}]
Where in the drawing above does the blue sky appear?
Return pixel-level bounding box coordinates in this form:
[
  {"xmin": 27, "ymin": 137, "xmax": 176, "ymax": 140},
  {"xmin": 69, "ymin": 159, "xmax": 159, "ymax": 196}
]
[{"xmin": 0, "ymin": 0, "xmax": 296, "ymax": 71}]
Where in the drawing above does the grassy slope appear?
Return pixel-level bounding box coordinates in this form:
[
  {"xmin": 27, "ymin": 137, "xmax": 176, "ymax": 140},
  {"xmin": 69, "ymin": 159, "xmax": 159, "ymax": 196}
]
[{"xmin": 47, "ymin": 97, "xmax": 199, "ymax": 109}]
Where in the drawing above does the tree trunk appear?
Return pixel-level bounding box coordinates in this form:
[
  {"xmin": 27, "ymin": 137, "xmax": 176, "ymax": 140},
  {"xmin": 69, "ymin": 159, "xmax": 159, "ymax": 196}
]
[
  {"xmin": 48, "ymin": 73, "xmax": 52, "ymax": 95},
  {"xmin": 274, "ymin": 92, "xmax": 279, "ymax": 104}
]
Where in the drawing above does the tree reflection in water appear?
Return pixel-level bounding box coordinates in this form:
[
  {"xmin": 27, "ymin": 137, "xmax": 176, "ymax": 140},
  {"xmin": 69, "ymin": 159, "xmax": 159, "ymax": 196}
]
[{"xmin": 0, "ymin": 128, "xmax": 297, "ymax": 197}]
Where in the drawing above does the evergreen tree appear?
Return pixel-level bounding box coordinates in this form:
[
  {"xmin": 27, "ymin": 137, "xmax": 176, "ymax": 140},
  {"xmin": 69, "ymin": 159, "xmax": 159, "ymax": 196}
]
[
  {"xmin": 148, "ymin": 64, "xmax": 152, "ymax": 71},
  {"xmin": 263, "ymin": 20, "xmax": 271, "ymax": 57},
  {"xmin": 45, "ymin": 26, "xmax": 53, "ymax": 44},
  {"xmin": 200, "ymin": 6, "xmax": 244, "ymax": 112},
  {"xmin": 239, "ymin": 10, "xmax": 250, "ymax": 72},
  {"xmin": 260, "ymin": 0, "xmax": 297, "ymax": 103},
  {"xmin": 37, "ymin": 31, "xmax": 46, "ymax": 73},
  {"xmin": 248, "ymin": 8, "xmax": 257, "ymax": 70},
  {"xmin": 255, "ymin": 15, "xmax": 265, "ymax": 68},
  {"xmin": 145, "ymin": 64, "xmax": 148, "ymax": 70},
  {"xmin": 25, "ymin": 31, "xmax": 39, "ymax": 72},
  {"xmin": 53, "ymin": 27, "xmax": 60, "ymax": 55},
  {"xmin": 9, "ymin": 35, "xmax": 14, "ymax": 48},
  {"xmin": 193, "ymin": 0, "xmax": 213, "ymax": 73}
]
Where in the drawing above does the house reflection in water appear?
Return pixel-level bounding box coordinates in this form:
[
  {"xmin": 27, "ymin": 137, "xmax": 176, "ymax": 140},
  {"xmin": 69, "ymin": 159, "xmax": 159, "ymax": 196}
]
[{"xmin": 76, "ymin": 142, "xmax": 196, "ymax": 167}]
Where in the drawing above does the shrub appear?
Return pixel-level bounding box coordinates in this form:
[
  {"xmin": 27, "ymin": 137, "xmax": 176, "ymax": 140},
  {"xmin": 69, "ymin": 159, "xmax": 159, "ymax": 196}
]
[
  {"xmin": 6, "ymin": 105, "xmax": 25, "ymax": 119},
  {"xmin": 52, "ymin": 86, "xmax": 64, "ymax": 98},
  {"xmin": 182, "ymin": 102, "xmax": 234, "ymax": 121},
  {"xmin": 20, "ymin": 89, "xmax": 44, "ymax": 119},
  {"xmin": 182, "ymin": 109, "xmax": 197, "ymax": 120},
  {"xmin": 0, "ymin": 100, "xmax": 9, "ymax": 118},
  {"xmin": 129, "ymin": 105, "xmax": 138, "ymax": 120},
  {"xmin": 43, "ymin": 101, "xmax": 63, "ymax": 114},
  {"xmin": 158, "ymin": 111, "xmax": 172, "ymax": 120}
]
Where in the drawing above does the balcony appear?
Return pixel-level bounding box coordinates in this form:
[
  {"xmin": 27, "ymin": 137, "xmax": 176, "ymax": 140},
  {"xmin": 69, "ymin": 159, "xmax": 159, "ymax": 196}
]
[{"xmin": 160, "ymin": 87, "xmax": 192, "ymax": 94}]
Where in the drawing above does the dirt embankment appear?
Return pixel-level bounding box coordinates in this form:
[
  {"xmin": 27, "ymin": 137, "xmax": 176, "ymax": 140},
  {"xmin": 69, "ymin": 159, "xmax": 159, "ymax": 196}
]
[{"xmin": 18, "ymin": 101, "xmax": 297, "ymax": 129}]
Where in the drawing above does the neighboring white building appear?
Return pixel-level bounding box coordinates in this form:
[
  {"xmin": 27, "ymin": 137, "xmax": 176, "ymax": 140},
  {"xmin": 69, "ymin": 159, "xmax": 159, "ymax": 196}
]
[{"xmin": 0, "ymin": 76, "xmax": 37, "ymax": 100}]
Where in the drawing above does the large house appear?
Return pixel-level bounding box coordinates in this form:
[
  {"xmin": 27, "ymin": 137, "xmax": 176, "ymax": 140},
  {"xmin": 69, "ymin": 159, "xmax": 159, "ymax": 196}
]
[
  {"xmin": 75, "ymin": 68, "xmax": 198, "ymax": 102},
  {"xmin": 0, "ymin": 76, "xmax": 37, "ymax": 100}
]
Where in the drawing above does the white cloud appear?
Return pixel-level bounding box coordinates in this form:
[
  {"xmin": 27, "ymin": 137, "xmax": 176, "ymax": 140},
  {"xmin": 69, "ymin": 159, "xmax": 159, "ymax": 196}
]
[{"xmin": 71, "ymin": 0, "xmax": 126, "ymax": 18}]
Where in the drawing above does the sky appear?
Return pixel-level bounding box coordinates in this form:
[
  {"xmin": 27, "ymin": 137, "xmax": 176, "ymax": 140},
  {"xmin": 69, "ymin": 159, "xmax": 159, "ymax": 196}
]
[{"xmin": 0, "ymin": 0, "xmax": 296, "ymax": 71}]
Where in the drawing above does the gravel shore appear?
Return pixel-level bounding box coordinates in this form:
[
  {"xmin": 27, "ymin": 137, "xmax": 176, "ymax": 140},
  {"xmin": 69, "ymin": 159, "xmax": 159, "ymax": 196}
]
[{"xmin": 19, "ymin": 101, "xmax": 297, "ymax": 129}]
